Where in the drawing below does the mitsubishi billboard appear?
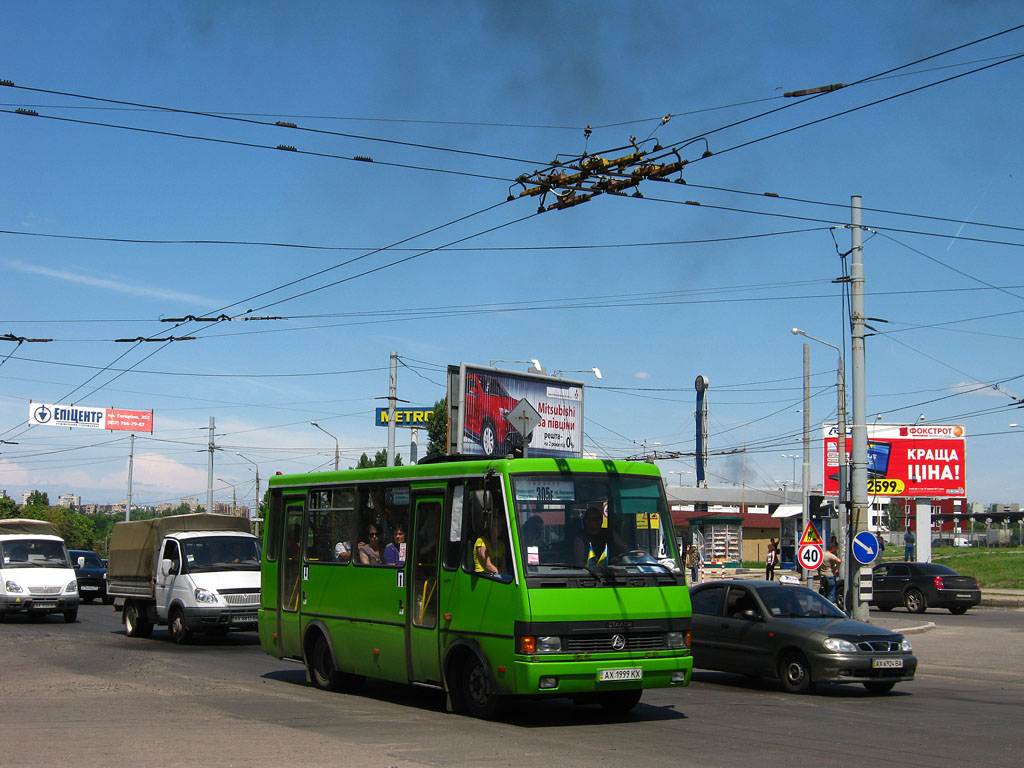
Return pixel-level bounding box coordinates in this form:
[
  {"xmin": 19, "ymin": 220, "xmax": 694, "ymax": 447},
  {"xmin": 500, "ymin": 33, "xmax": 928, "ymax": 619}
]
[
  {"xmin": 823, "ymin": 423, "xmax": 966, "ymax": 498},
  {"xmin": 448, "ymin": 364, "xmax": 584, "ymax": 459}
]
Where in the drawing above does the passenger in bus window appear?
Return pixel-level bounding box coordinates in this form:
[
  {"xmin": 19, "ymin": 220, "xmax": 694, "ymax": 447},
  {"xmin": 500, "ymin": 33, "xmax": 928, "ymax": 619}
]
[
  {"xmin": 334, "ymin": 540, "xmax": 351, "ymax": 563},
  {"xmin": 521, "ymin": 514, "xmax": 544, "ymax": 548},
  {"xmin": 384, "ymin": 524, "xmax": 406, "ymax": 566},
  {"xmin": 575, "ymin": 505, "xmax": 626, "ymax": 566},
  {"xmin": 359, "ymin": 525, "xmax": 383, "ymax": 565},
  {"xmin": 474, "ymin": 513, "xmax": 508, "ymax": 575}
]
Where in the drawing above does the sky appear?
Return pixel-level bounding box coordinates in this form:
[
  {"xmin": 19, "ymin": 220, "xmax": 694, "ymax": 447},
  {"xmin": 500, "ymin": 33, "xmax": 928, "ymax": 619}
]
[{"xmin": 2, "ymin": 1, "xmax": 1022, "ymax": 510}]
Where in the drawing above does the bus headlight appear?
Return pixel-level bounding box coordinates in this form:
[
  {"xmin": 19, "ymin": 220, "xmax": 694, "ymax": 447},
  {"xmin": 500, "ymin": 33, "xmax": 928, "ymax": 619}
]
[
  {"xmin": 520, "ymin": 635, "xmax": 562, "ymax": 653},
  {"xmin": 666, "ymin": 631, "xmax": 688, "ymax": 649}
]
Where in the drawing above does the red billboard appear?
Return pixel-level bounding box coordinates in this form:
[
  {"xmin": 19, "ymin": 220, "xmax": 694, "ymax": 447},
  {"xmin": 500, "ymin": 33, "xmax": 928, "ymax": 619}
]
[
  {"xmin": 822, "ymin": 423, "xmax": 965, "ymax": 498},
  {"xmin": 104, "ymin": 408, "xmax": 154, "ymax": 433}
]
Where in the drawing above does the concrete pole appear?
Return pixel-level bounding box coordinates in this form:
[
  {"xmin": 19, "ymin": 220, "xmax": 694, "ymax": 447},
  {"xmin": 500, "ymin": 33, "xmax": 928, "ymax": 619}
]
[
  {"xmin": 802, "ymin": 343, "xmax": 811, "ymax": 585},
  {"xmin": 207, "ymin": 416, "xmax": 215, "ymax": 515},
  {"xmin": 849, "ymin": 195, "xmax": 870, "ymax": 621},
  {"xmin": 411, "ymin": 427, "xmax": 419, "ymax": 465},
  {"xmin": 387, "ymin": 350, "xmax": 397, "ymax": 467},
  {"xmin": 126, "ymin": 433, "xmax": 135, "ymax": 522},
  {"xmin": 837, "ymin": 355, "xmax": 849, "ymax": 609}
]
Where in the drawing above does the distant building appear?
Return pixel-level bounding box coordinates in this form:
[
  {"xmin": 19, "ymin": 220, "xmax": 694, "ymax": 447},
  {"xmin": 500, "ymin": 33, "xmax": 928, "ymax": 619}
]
[
  {"xmin": 181, "ymin": 497, "xmax": 200, "ymax": 512},
  {"xmin": 21, "ymin": 491, "xmax": 32, "ymax": 505},
  {"xmin": 58, "ymin": 494, "xmax": 81, "ymax": 508}
]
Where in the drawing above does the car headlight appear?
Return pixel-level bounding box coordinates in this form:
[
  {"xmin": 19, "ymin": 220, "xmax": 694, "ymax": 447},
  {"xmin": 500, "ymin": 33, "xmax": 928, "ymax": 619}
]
[
  {"xmin": 194, "ymin": 588, "xmax": 218, "ymax": 604},
  {"xmin": 901, "ymin": 638, "xmax": 913, "ymax": 653},
  {"xmin": 5, "ymin": 580, "xmax": 24, "ymax": 594},
  {"xmin": 823, "ymin": 637, "xmax": 858, "ymax": 653},
  {"xmin": 65, "ymin": 580, "xmax": 78, "ymax": 593}
]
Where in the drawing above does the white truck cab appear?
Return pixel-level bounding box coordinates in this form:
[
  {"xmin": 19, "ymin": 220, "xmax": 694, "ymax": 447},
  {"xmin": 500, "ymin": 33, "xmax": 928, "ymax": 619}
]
[
  {"xmin": 107, "ymin": 514, "xmax": 260, "ymax": 643},
  {"xmin": 0, "ymin": 518, "xmax": 80, "ymax": 622}
]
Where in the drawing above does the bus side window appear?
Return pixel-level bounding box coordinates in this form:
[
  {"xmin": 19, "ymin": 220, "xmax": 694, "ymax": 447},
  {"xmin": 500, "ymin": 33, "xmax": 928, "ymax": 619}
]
[
  {"xmin": 266, "ymin": 490, "xmax": 283, "ymax": 562},
  {"xmin": 443, "ymin": 483, "xmax": 465, "ymax": 570},
  {"xmin": 308, "ymin": 487, "xmax": 355, "ymax": 564}
]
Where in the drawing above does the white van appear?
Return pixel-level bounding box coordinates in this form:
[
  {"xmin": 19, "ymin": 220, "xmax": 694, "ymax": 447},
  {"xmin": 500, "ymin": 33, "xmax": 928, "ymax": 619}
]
[{"xmin": 0, "ymin": 518, "xmax": 80, "ymax": 622}]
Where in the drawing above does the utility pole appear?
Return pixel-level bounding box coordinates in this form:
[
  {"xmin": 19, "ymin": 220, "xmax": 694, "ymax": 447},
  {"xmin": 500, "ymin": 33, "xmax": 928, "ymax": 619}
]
[
  {"xmin": 207, "ymin": 416, "xmax": 215, "ymax": 515},
  {"xmin": 849, "ymin": 195, "xmax": 870, "ymax": 621},
  {"xmin": 801, "ymin": 344, "xmax": 811, "ymax": 586},
  {"xmin": 386, "ymin": 351, "xmax": 398, "ymax": 467},
  {"xmin": 126, "ymin": 433, "xmax": 135, "ymax": 522}
]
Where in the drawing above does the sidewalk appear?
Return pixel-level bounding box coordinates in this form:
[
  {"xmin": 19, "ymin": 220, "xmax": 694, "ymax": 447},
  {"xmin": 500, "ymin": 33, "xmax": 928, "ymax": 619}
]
[{"xmin": 700, "ymin": 567, "xmax": 1024, "ymax": 608}]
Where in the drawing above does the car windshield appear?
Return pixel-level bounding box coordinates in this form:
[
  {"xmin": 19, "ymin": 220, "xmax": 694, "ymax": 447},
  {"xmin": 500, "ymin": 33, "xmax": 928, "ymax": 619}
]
[
  {"xmin": 0, "ymin": 538, "xmax": 70, "ymax": 568},
  {"xmin": 181, "ymin": 536, "xmax": 261, "ymax": 573},
  {"xmin": 480, "ymin": 376, "xmax": 510, "ymax": 397},
  {"xmin": 758, "ymin": 585, "xmax": 847, "ymax": 619},
  {"xmin": 511, "ymin": 473, "xmax": 679, "ymax": 579}
]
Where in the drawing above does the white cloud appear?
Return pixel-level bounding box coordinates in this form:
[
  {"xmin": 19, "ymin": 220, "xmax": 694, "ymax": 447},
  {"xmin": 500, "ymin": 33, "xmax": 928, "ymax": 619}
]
[
  {"xmin": 634, "ymin": 371, "xmax": 650, "ymax": 380},
  {"xmin": 5, "ymin": 260, "xmax": 221, "ymax": 306},
  {"xmin": 951, "ymin": 380, "xmax": 1020, "ymax": 400}
]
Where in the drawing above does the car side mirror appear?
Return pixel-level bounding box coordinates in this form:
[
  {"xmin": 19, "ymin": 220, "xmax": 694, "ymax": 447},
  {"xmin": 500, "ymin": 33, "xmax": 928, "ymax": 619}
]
[
  {"xmin": 77, "ymin": 556, "xmax": 85, "ymax": 569},
  {"xmin": 161, "ymin": 558, "xmax": 176, "ymax": 576},
  {"xmin": 741, "ymin": 609, "xmax": 761, "ymax": 622}
]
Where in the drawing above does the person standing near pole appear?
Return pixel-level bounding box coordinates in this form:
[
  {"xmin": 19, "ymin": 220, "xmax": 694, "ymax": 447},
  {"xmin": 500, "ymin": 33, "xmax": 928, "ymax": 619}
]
[
  {"xmin": 820, "ymin": 543, "xmax": 842, "ymax": 604},
  {"xmin": 904, "ymin": 525, "xmax": 916, "ymax": 561},
  {"xmin": 685, "ymin": 544, "xmax": 700, "ymax": 584},
  {"xmin": 765, "ymin": 540, "xmax": 777, "ymax": 581}
]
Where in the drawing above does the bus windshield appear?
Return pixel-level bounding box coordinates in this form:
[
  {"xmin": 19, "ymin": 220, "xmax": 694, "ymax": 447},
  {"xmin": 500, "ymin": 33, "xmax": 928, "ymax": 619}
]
[{"xmin": 511, "ymin": 473, "xmax": 679, "ymax": 577}]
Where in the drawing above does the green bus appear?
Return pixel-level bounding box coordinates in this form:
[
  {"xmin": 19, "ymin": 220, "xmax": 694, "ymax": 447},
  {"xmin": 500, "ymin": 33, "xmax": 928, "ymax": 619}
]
[{"xmin": 259, "ymin": 455, "xmax": 692, "ymax": 717}]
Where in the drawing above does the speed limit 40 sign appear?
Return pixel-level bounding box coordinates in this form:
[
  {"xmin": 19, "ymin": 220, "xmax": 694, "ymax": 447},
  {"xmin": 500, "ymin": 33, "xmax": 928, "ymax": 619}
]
[{"xmin": 798, "ymin": 543, "xmax": 823, "ymax": 571}]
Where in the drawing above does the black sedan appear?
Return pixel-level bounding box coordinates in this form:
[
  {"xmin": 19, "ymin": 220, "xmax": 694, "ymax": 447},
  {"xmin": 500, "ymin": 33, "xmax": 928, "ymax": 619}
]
[
  {"xmin": 870, "ymin": 561, "xmax": 981, "ymax": 614},
  {"xmin": 69, "ymin": 549, "xmax": 113, "ymax": 604},
  {"xmin": 690, "ymin": 580, "xmax": 916, "ymax": 694}
]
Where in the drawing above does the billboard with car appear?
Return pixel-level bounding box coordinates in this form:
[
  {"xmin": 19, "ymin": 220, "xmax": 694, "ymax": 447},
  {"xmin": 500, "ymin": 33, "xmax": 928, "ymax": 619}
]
[
  {"xmin": 822, "ymin": 423, "xmax": 966, "ymax": 498},
  {"xmin": 449, "ymin": 364, "xmax": 584, "ymax": 459}
]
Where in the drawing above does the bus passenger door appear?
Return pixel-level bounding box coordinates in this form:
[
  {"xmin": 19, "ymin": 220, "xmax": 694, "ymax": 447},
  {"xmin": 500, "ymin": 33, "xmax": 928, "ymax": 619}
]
[
  {"xmin": 408, "ymin": 497, "xmax": 443, "ymax": 685},
  {"xmin": 278, "ymin": 501, "xmax": 305, "ymax": 658}
]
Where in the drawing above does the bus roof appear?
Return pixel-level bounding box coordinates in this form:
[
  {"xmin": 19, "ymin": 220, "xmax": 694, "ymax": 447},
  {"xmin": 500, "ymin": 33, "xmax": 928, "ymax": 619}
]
[{"xmin": 269, "ymin": 456, "xmax": 662, "ymax": 489}]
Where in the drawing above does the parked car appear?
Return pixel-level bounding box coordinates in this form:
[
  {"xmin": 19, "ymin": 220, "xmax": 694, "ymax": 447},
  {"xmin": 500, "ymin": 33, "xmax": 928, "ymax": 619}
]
[
  {"xmin": 870, "ymin": 561, "xmax": 980, "ymax": 614},
  {"xmin": 68, "ymin": 549, "xmax": 113, "ymax": 604},
  {"xmin": 690, "ymin": 580, "xmax": 916, "ymax": 694}
]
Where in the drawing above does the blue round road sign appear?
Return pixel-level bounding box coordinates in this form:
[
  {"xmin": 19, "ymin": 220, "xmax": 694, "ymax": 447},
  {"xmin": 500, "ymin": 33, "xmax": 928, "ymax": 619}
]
[{"xmin": 852, "ymin": 530, "xmax": 881, "ymax": 565}]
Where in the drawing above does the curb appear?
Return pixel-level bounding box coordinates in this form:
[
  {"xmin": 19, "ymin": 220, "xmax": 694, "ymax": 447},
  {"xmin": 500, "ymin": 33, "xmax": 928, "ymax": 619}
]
[
  {"xmin": 892, "ymin": 621, "xmax": 935, "ymax": 635},
  {"xmin": 980, "ymin": 596, "xmax": 1024, "ymax": 608}
]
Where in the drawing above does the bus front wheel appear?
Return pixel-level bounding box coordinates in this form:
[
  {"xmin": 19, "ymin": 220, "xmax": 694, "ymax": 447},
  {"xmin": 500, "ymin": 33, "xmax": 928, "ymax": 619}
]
[
  {"xmin": 455, "ymin": 656, "xmax": 503, "ymax": 719},
  {"xmin": 307, "ymin": 631, "xmax": 364, "ymax": 693}
]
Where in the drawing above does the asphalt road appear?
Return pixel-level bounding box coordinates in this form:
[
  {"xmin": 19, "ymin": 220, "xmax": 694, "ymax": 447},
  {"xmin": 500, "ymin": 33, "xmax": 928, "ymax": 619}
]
[{"xmin": 2, "ymin": 603, "xmax": 1021, "ymax": 768}]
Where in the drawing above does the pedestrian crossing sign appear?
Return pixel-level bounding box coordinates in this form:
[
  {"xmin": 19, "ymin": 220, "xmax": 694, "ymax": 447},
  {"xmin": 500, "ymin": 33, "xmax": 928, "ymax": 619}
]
[{"xmin": 798, "ymin": 520, "xmax": 823, "ymax": 546}]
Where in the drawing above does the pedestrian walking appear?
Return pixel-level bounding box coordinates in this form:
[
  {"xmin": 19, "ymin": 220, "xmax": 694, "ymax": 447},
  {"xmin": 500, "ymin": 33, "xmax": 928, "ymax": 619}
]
[
  {"xmin": 820, "ymin": 543, "xmax": 841, "ymax": 604},
  {"xmin": 685, "ymin": 544, "xmax": 700, "ymax": 584},
  {"xmin": 904, "ymin": 527, "xmax": 916, "ymax": 561},
  {"xmin": 765, "ymin": 541, "xmax": 777, "ymax": 580}
]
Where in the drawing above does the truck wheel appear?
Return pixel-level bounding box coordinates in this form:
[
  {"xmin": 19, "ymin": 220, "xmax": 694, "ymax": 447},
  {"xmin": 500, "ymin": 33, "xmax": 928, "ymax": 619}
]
[
  {"xmin": 169, "ymin": 607, "xmax": 191, "ymax": 644},
  {"xmin": 64, "ymin": 608, "xmax": 78, "ymax": 623},
  {"xmin": 124, "ymin": 600, "xmax": 153, "ymax": 638}
]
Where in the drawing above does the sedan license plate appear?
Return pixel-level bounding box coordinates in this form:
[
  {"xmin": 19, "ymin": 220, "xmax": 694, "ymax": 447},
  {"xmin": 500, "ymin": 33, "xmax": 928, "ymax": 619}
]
[
  {"xmin": 598, "ymin": 668, "xmax": 642, "ymax": 682},
  {"xmin": 81, "ymin": 585, "xmax": 99, "ymax": 591},
  {"xmin": 956, "ymin": 593, "xmax": 972, "ymax": 599},
  {"xmin": 872, "ymin": 658, "xmax": 903, "ymax": 669}
]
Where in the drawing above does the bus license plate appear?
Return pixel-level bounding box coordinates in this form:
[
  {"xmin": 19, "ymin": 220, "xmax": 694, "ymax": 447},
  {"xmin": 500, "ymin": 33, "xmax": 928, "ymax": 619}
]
[
  {"xmin": 872, "ymin": 658, "xmax": 902, "ymax": 669},
  {"xmin": 598, "ymin": 668, "xmax": 642, "ymax": 682}
]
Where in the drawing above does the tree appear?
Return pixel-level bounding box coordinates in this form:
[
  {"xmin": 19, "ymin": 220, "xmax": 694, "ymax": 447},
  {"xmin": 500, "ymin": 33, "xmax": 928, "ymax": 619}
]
[
  {"xmin": 426, "ymin": 397, "xmax": 447, "ymax": 457},
  {"xmin": 25, "ymin": 490, "xmax": 49, "ymax": 507},
  {"xmin": 0, "ymin": 495, "xmax": 18, "ymax": 518},
  {"xmin": 354, "ymin": 449, "xmax": 403, "ymax": 469}
]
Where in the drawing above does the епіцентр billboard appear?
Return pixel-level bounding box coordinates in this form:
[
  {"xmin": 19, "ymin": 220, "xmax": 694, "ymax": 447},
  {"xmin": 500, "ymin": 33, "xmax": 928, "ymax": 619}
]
[
  {"xmin": 823, "ymin": 423, "xmax": 965, "ymax": 498},
  {"xmin": 450, "ymin": 364, "xmax": 584, "ymax": 459}
]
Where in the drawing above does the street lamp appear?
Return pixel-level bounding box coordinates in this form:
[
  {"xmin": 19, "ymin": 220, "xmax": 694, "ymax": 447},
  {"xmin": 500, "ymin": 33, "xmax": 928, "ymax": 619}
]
[
  {"xmin": 489, "ymin": 358, "xmax": 542, "ymax": 372},
  {"xmin": 236, "ymin": 452, "xmax": 261, "ymax": 523},
  {"xmin": 672, "ymin": 470, "xmax": 693, "ymax": 486},
  {"xmin": 781, "ymin": 453, "xmax": 800, "ymax": 489},
  {"xmin": 792, "ymin": 327, "xmax": 849, "ymax": 598},
  {"xmin": 309, "ymin": 421, "xmax": 340, "ymax": 471},
  {"xmin": 552, "ymin": 367, "xmax": 602, "ymax": 380}
]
